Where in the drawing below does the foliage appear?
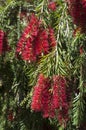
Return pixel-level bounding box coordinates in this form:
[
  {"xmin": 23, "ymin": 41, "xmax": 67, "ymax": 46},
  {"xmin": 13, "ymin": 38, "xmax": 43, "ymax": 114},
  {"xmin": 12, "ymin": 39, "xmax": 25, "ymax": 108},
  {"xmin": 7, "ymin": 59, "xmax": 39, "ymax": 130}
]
[{"xmin": 0, "ymin": 0, "xmax": 86, "ymax": 130}]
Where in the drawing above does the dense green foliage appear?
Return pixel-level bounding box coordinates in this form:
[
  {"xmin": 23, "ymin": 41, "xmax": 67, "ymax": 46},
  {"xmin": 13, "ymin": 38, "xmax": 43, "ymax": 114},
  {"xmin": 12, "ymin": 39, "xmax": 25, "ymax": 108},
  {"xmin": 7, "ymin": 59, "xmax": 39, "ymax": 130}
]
[{"xmin": 0, "ymin": 0, "xmax": 86, "ymax": 130}]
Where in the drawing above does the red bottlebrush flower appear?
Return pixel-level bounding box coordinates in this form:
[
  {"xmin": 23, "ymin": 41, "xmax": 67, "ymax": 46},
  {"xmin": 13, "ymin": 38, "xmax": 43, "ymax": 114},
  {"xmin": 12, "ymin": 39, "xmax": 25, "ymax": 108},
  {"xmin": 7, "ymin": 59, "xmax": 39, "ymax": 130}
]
[
  {"xmin": 41, "ymin": 78, "xmax": 54, "ymax": 118},
  {"xmin": 16, "ymin": 14, "xmax": 40, "ymax": 61},
  {"xmin": 0, "ymin": 30, "xmax": 4, "ymax": 54},
  {"xmin": 41, "ymin": 30, "xmax": 49, "ymax": 53},
  {"xmin": 52, "ymin": 75, "xmax": 69, "ymax": 124},
  {"xmin": 16, "ymin": 14, "xmax": 56, "ymax": 62},
  {"xmin": 31, "ymin": 74, "xmax": 46, "ymax": 111},
  {"xmin": 66, "ymin": 0, "xmax": 86, "ymax": 30},
  {"xmin": 21, "ymin": 38, "xmax": 36, "ymax": 61},
  {"xmin": 31, "ymin": 85, "xmax": 43, "ymax": 111},
  {"xmin": 16, "ymin": 38, "xmax": 24, "ymax": 53},
  {"xmin": 31, "ymin": 74, "xmax": 54, "ymax": 118},
  {"xmin": 48, "ymin": 2, "xmax": 57, "ymax": 11},
  {"xmin": 52, "ymin": 76, "xmax": 67, "ymax": 109},
  {"xmin": 34, "ymin": 29, "xmax": 49, "ymax": 55},
  {"xmin": 48, "ymin": 28, "xmax": 56, "ymax": 49},
  {"xmin": 31, "ymin": 74, "xmax": 69, "ymax": 123},
  {"xmin": 42, "ymin": 85, "xmax": 51, "ymax": 118},
  {"xmin": 0, "ymin": 30, "xmax": 10, "ymax": 55}
]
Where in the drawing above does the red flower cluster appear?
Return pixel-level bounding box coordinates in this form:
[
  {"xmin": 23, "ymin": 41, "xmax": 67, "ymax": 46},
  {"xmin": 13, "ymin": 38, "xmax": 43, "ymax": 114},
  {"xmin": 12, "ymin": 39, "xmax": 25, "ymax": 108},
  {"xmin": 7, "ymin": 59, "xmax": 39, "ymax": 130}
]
[
  {"xmin": 48, "ymin": 28, "xmax": 57, "ymax": 49},
  {"xmin": 16, "ymin": 14, "xmax": 40, "ymax": 61},
  {"xmin": 0, "ymin": 30, "xmax": 10, "ymax": 55},
  {"xmin": 31, "ymin": 74, "xmax": 69, "ymax": 125},
  {"xmin": 48, "ymin": 2, "xmax": 57, "ymax": 11},
  {"xmin": 16, "ymin": 14, "xmax": 56, "ymax": 62},
  {"xmin": 52, "ymin": 76, "xmax": 69, "ymax": 125},
  {"xmin": 31, "ymin": 74, "xmax": 46, "ymax": 111},
  {"xmin": 66, "ymin": 0, "xmax": 86, "ymax": 30},
  {"xmin": 31, "ymin": 74, "xmax": 54, "ymax": 118},
  {"xmin": 34, "ymin": 29, "xmax": 49, "ymax": 56}
]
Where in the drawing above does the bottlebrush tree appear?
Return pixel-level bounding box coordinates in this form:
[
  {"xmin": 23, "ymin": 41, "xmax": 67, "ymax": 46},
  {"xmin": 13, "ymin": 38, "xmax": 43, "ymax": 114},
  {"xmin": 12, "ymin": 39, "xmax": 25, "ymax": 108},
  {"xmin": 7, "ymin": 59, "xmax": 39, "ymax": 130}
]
[{"xmin": 0, "ymin": 0, "xmax": 86, "ymax": 130}]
